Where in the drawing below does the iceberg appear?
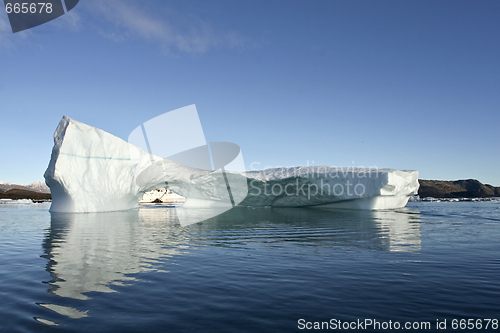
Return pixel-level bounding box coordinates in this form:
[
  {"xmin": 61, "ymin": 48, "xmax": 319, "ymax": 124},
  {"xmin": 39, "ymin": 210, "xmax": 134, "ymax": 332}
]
[
  {"xmin": 44, "ymin": 116, "xmax": 419, "ymax": 214},
  {"xmin": 242, "ymin": 167, "xmax": 418, "ymax": 210},
  {"xmin": 43, "ymin": 115, "xmax": 248, "ymax": 213}
]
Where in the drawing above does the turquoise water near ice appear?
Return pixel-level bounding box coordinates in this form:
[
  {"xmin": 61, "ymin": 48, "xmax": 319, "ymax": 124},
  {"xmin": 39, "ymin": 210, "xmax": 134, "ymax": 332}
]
[{"xmin": 0, "ymin": 201, "xmax": 499, "ymax": 332}]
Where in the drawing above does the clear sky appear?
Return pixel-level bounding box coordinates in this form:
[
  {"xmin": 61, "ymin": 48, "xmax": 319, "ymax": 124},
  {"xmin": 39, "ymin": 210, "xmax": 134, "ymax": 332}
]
[{"xmin": 0, "ymin": 0, "xmax": 499, "ymax": 186}]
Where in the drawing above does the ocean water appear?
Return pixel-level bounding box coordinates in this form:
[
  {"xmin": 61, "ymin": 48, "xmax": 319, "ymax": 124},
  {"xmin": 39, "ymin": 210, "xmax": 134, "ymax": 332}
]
[{"xmin": 0, "ymin": 201, "xmax": 499, "ymax": 332}]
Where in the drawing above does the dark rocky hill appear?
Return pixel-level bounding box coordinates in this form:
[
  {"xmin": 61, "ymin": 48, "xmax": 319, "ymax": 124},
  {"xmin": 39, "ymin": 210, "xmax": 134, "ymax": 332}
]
[
  {"xmin": 418, "ymin": 179, "xmax": 500, "ymax": 198},
  {"xmin": 0, "ymin": 189, "xmax": 51, "ymax": 200}
]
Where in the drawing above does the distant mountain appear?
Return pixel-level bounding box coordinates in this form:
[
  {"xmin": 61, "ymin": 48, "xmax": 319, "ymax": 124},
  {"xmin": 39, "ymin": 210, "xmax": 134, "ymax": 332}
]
[
  {"xmin": 419, "ymin": 179, "xmax": 500, "ymax": 198},
  {"xmin": 0, "ymin": 181, "xmax": 50, "ymax": 193},
  {"xmin": 25, "ymin": 181, "xmax": 50, "ymax": 193}
]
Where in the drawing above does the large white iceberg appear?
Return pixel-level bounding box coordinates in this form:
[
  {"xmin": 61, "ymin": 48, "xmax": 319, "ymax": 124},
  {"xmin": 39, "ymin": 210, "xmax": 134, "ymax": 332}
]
[{"xmin": 44, "ymin": 116, "xmax": 419, "ymax": 213}]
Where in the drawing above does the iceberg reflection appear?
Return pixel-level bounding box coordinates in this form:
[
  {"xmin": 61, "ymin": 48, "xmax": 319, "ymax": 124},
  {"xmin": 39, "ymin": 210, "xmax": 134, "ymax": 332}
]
[
  {"xmin": 41, "ymin": 206, "xmax": 421, "ymax": 302},
  {"xmin": 196, "ymin": 207, "xmax": 422, "ymax": 253},
  {"xmin": 372, "ymin": 209, "xmax": 422, "ymax": 252},
  {"xmin": 42, "ymin": 209, "xmax": 186, "ymax": 300}
]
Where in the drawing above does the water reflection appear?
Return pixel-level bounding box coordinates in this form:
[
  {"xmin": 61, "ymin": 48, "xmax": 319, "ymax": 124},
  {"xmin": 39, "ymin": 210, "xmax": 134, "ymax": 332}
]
[
  {"xmin": 372, "ymin": 209, "xmax": 421, "ymax": 252},
  {"xmin": 186, "ymin": 206, "xmax": 422, "ymax": 253},
  {"xmin": 41, "ymin": 206, "xmax": 421, "ymax": 303},
  {"xmin": 42, "ymin": 209, "xmax": 187, "ymax": 300}
]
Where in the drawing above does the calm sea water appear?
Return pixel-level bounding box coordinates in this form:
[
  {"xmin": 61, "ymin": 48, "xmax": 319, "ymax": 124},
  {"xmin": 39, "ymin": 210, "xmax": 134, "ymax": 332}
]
[{"xmin": 0, "ymin": 201, "xmax": 499, "ymax": 332}]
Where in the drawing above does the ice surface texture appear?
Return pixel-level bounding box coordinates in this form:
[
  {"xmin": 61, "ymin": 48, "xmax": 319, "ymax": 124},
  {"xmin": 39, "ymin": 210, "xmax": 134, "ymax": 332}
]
[{"xmin": 44, "ymin": 116, "xmax": 419, "ymax": 213}]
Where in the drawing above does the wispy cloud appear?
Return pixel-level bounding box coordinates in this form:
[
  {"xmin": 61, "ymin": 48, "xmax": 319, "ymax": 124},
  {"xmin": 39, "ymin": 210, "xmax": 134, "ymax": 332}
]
[
  {"xmin": 0, "ymin": 0, "xmax": 253, "ymax": 54},
  {"xmin": 85, "ymin": 0, "xmax": 253, "ymax": 54}
]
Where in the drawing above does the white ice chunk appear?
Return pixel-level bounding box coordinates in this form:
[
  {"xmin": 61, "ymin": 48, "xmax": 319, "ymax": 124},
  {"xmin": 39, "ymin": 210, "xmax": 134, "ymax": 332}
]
[{"xmin": 44, "ymin": 117, "xmax": 419, "ymax": 213}]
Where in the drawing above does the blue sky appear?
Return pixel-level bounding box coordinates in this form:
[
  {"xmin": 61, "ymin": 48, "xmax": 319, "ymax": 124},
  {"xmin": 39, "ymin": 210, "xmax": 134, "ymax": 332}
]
[{"xmin": 0, "ymin": 0, "xmax": 499, "ymax": 185}]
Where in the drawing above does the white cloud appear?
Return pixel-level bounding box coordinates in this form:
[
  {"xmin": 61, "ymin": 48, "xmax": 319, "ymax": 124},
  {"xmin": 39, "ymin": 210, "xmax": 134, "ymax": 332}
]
[
  {"xmin": 85, "ymin": 0, "xmax": 252, "ymax": 54},
  {"xmin": 0, "ymin": 0, "xmax": 252, "ymax": 54}
]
